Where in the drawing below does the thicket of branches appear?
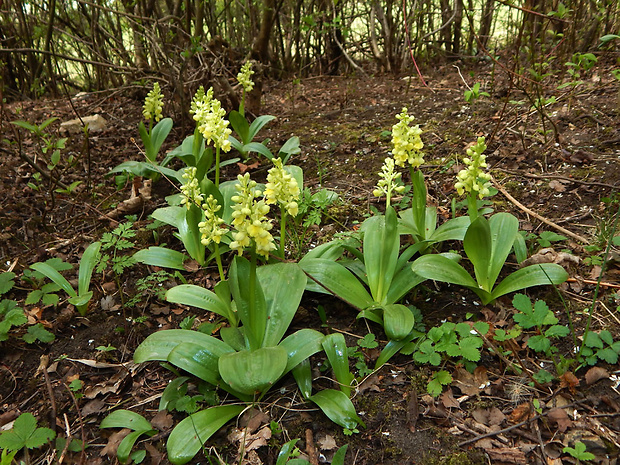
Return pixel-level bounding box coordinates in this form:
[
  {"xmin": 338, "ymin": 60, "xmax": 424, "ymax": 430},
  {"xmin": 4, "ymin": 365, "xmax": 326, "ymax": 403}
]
[{"xmin": 1, "ymin": 0, "xmax": 619, "ymax": 101}]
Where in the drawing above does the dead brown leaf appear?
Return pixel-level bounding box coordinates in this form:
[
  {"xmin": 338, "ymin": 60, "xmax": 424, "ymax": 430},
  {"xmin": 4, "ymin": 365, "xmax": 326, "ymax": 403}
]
[
  {"xmin": 548, "ymin": 408, "xmax": 572, "ymax": 433},
  {"xmin": 150, "ymin": 410, "xmax": 173, "ymax": 431},
  {"xmin": 559, "ymin": 371, "xmax": 579, "ymax": 393},
  {"xmin": 452, "ymin": 366, "xmax": 490, "ymax": 396},
  {"xmin": 472, "ymin": 407, "xmax": 506, "ymax": 427},
  {"xmin": 585, "ymin": 367, "xmax": 609, "ymax": 385},
  {"xmin": 510, "ymin": 403, "xmax": 534, "ymax": 423},
  {"xmin": 100, "ymin": 428, "xmax": 131, "ymax": 458},
  {"xmin": 548, "ymin": 180, "xmax": 566, "ymax": 192}
]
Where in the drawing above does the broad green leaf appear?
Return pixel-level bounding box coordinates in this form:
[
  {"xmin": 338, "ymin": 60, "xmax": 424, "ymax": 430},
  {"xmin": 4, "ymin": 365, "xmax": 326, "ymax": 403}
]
[
  {"xmin": 101, "ymin": 410, "xmax": 153, "ymax": 431},
  {"xmin": 364, "ymin": 207, "xmax": 399, "ymax": 303},
  {"xmin": 220, "ymin": 326, "xmax": 246, "ymax": 351},
  {"xmin": 292, "ymin": 358, "xmax": 313, "ymax": 399},
  {"xmin": 490, "ymin": 263, "xmax": 568, "ymax": 302},
  {"xmin": 459, "ymin": 337, "xmax": 483, "ymax": 361},
  {"xmin": 309, "ymin": 389, "xmax": 364, "ymax": 430},
  {"xmin": 383, "ymin": 304, "xmax": 415, "ymax": 341},
  {"xmin": 280, "ymin": 328, "xmax": 325, "ymax": 373},
  {"xmin": 375, "ymin": 339, "xmax": 411, "ymax": 369},
  {"xmin": 167, "ymin": 405, "xmax": 245, "ymax": 465},
  {"xmin": 30, "ymin": 263, "xmax": 76, "ymax": 298},
  {"xmin": 284, "ymin": 164, "xmax": 303, "ymax": 191},
  {"xmin": 257, "ymin": 262, "xmax": 307, "ymax": 346},
  {"xmin": 78, "ymin": 241, "xmax": 100, "ymax": 297},
  {"xmin": 584, "ymin": 331, "xmax": 603, "ymax": 349},
  {"xmin": 117, "ymin": 430, "xmax": 155, "ymax": 464},
  {"xmin": 276, "ymin": 439, "xmax": 302, "ymax": 465},
  {"xmin": 299, "ymin": 258, "xmax": 373, "ymax": 310},
  {"xmin": 150, "ymin": 118, "xmax": 173, "ymax": 158},
  {"xmin": 332, "ymin": 444, "xmax": 349, "ymax": 465},
  {"xmin": 23, "ymin": 323, "xmax": 55, "ymax": 343},
  {"xmin": 527, "ymin": 335, "xmax": 551, "ymax": 353},
  {"xmin": 0, "ymin": 272, "xmax": 15, "ymax": 295},
  {"xmin": 166, "ymin": 285, "xmax": 232, "ymax": 322},
  {"xmin": 385, "ymin": 264, "xmax": 424, "ymax": 305},
  {"xmin": 133, "ymin": 247, "xmax": 187, "ymax": 270},
  {"xmin": 429, "ymin": 215, "xmax": 470, "ymax": 242},
  {"xmin": 159, "ymin": 377, "xmax": 190, "ymax": 411},
  {"xmin": 68, "ymin": 292, "xmax": 92, "ymax": 309},
  {"xmin": 134, "ymin": 329, "xmax": 233, "ymax": 363},
  {"xmin": 247, "ymin": 115, "xmax": 276, "ymax": 141},
  {"xmin": 167, "ymin": 342, "xmax": 230, "ymax": 386},
  {"xmin": 229, "ymin": 110, "xmax": 250, "ymax": 142},
  {"xmin": 218, "ymin": 346, "xmax": 287, "ymax": 396},
  {"xmin": 412, "ymin": 254, "xmax": 479, "ymax": 289},
  {"xmin": 0, "ymin": 413, "xmax": 55, "ymax": 451},
  {"xmin": 279, "ymin": 136, "xmax": 301, "ymax": 159},
  {"xmin": 322, "ymin": 333, "xmax": 353, "ymax": 396},
  {"xmin": 463, "ymin": 216, "xmax": 492, "ymax": 291},
  {"xmin": 487, "ymin": 213, "xmax": 520, "ymax": 288},
  {"xmin": 229, "ymin": 256, "xmax": 267, "ymax": 350},
  {"xmin": 545, "ymin": 325, "xmax": 570, "ymax": 338},
  {"xmin": 242, "ymin": 142, "xmax": 274, "ymax": 159}
]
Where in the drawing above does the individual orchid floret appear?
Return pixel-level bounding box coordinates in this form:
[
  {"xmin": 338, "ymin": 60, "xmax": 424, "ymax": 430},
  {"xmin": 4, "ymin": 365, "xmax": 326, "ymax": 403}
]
[
  {"xmin": 454, "ymin": 137, "xmax": 492, "ymax": 199},
  {"xmin": 143, "ymin": 83, "xmax": 163, "ymax": 122},
  {"xmin": 192, "ymin": 87, "xmax": 232, "ymax": 152},
  {"xmin": 199, "ymin": 195, "xmax": 229, "ymax": 246},
  {"xmin": 179, "ymin": 167, "xmax": 203, "ymax": 209},
  {"xmin": 230, "ymin": 173, "xmax": 276, "ymax": 258},
  {"xmin": 265, "ymin": 158, "xmax": 300, "ymax": 217},
  {"xmin": 237, "ymin": 61, "xmax": 255, "ymax": 93},
  {"xmin": 373, "ymin": 157, "xmax": 405, "ymax": 203},
  {"xmin": 391, "ymin": 107, "xmax": 424, "ymax": 168}
]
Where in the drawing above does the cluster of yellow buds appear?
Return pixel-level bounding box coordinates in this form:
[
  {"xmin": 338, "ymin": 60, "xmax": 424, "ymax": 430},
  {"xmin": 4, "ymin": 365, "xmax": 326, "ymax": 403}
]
[
  {"xmin": 392, "ymin": 107, "xmax": 424, "ymax": 168},
  {"xmin": 454, "ymin": 137, "xmax": 492, "ymax": 199},
  {"xmin": 179, "ymin": 167, "xmax": 203, "ymax": 209},
  {"xmin": 265, "ymin": 158, "xmax": 300, "ymax": 217},
  {"xmin": 230, "ymin": 173, "xmax": 276, "ymax": 258},
  {"xmin": 191, "ymin": 86, "xmax": 232, "ymax": 152},
  {"xmin": 237, "ymin": 61, "xmax": 255, "ymax": 93},
  {"xmin": 373, "ymin": 157, "xmax": 405, "ymax": 200},
  {"xmin": 199, "ymin": 195, "xmax": 229, "ymax": 246},
  {"xmin": 143, "ymin": 82, "xmax": 163, "ymax": 122}
]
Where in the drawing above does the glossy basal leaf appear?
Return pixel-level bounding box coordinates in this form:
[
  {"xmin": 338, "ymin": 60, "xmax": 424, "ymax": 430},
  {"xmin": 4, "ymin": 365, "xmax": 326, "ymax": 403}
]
[
  {"xmin": 412, "ymin": 254, "xmax": 479, "ymax": 289},
  {"xmin": 167, "ymin": 405, "xmax": 245, "ymax": 465},
  {"xmin": 150, "ymin": 118, "xmax": 173, "ymax": 160},
  {"xmin": 100, "ymin": 410, "xmax": 153, "ymax": 431},
  {"xmin": 220, "ymin": 326, "xmax": 246, "ymax": 351},
  {"xmin": 257, "ymin": 262, "xmax": 307, "ymax": 346},
  {"xmin": 166, "ymin": 285, "xmax": 232, "ymax": 322},
  {"xmin": 364, "ymin": 207, "xmax": 399, "ymax": 304},
  {"xmin": 30, "ymin": 262, "xmax": 76, "ymax": 298},
  {"xmin": 229, "ymin": 110, "xmax": 250, "ymax": 142},
  {"xmin": 78, "ymin": 241, "xmax": 101, "ymax": 296},
  {"xmin": 247, "ymin": 115, "xmax": 276, "ymax": 140},
  {"xmin": 218, "ymin": 347, "xmax": 288, "ymax": 395},
  {"xmin": 276, "ymin": 439, "xmax": 302, "ymax": 465},
  {"xmin": 385, "ymin": 265, "xmax": 425, "ymax": 306},
  {"xmin": 133, "ymin": 247, "xmax": 187, "ymax": 270},
  {"xmin": 292, "ymin": 358, "xmax": 313, "ymax": 399},
  {"xmin": 383, "ymin": 304, "xmax": 415, "ymax": 341},
  {"xmin": 463, "ymin": 216, "xmax": 492, "ymax": 291},
  {"xmin": 375, "ymin": 339, "xmax": 411, "ymax": 369},
  {"xmin": 490, "ymin": 263, "xmax": 568, "ymax": 302},
  {"xmin": 429, "ymin": 215, "xmax": 470, "ymax": 242},
  {"xmin": 167, "ymin": 342, "xmax": 229, "ymax": 386},
  {"xmin": 242, "ymin": 142, "xmax": 274, "ymax": 159},
  {"xmin": 487, "ymin": 213, "xmax": 520, "ymax": 288},
  {"xmin": 134, "ymin": 329, "xmax": 233, "ymax": 363},
  {"xmin": 322, "ymin": 333, "xmax": 353, "ymax": 396},
  {"xmin": 299, "ymin": 258, "xmax": 373, "ymax": 310},
  {"xmin": 279, "ymin": 328, "xmax": 325, "ymax": 372},
  {"xmin": 117, "ymin": 429, "xmax": 155, "ymax": 464},
  {"xmin": 309, "ymin": 389, "xmax": 364, "ymax": 430},
  {"xmin": 229, "ymin": 256, "xmax": 267, "ymax": 349}
]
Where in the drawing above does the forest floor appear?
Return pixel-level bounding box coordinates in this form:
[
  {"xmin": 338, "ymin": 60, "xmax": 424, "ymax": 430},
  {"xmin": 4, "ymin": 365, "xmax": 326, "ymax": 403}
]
[{"xmin": 1, "ymin": 55, "xmax": 620, "ymax": 465}]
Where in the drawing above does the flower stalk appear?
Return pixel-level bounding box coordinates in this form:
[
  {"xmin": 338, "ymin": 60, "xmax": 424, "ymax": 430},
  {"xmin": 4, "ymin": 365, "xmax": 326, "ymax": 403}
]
[{"xmin": 454, "ymin": 137, "xmax": 492, "ymax": 220}]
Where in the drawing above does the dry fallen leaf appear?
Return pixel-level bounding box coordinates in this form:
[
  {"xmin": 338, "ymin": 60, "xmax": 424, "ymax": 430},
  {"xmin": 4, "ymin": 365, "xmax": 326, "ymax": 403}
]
[
  {"xmin": 547, "ymin": 408, "xmax": 572, "ymax": 433},
  {"xmin": 151, "ymin": 410, "xmax": 173, "ymax": 431},
  {"xmin": 510, "ymin": 403, "xmax": 534, "ymax": 423},
  {"xmin": 100, "ymin": 428, "xmax": 131, "ymax": 458},
  {"xmin": 585, "ymin": 366, "xmax": 609, "ymax": 385},
  {"xmin": 559, "ymin": 371, "xmax": 579, "ymax": 393}
]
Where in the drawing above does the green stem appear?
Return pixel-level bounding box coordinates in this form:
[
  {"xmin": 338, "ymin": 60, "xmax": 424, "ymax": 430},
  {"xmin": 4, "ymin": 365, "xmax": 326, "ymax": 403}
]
[
  {"xmin": 280, "ymin": 210, "xmax": 287, "ymax": 258},
  {"xmin": 240, "ymin": 90, "xmax": 246, "ymax": 117},
  {"xmin": 214, "ymin": 242, "xmax": 225, "ymax": 280},
  {"xmin": 467, "ymin": 192, "xmax": 478, "ymax": 221},
  {"xmin": 215, "ymin": 146, "xmax": 221, "ymax": 188}
]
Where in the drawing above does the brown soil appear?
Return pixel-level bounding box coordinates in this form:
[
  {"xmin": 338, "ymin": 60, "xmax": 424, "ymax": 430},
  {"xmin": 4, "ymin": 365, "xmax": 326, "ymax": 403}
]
[{"xmin": 1, "ymin": 58, "xmax": 620, "ymax": 465}]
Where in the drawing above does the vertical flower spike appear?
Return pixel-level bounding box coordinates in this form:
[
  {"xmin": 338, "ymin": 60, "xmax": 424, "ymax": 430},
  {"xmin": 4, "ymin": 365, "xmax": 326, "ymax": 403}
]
[
  {"xmin": 180, "ymin": 167, "xmax": 203, "ymax": 209},
  {"xmin": 391, "ymin": 108, "xmax": 424, "ymax": 168},
  {"xmin": 143, "ymin": 83, "xmax": 163, "ymax": 122},
  {"xmin": 199, "ymin": 195, "xmax": 229, "ymax": 246},
  {"xmin": 230, "ymin": 174, "xmax": 276, "ymax": 258},
  {"xmin": 264, "ymin": 158, "xmax": 300, "ymax": 217},
  {"xmin": 191, "ymin": 87, "xmax": 232, "ymax": 153},
  {"xmin": 373, "ymin": 157, "xmax": 405, "ymax": 207},
  {"xmin": 237, "ymin": 62, "xmax": 255, "ymax": 93},
  {"xmin": 454, "ymin": 137, "xmax": 492, "ymax": 199}
]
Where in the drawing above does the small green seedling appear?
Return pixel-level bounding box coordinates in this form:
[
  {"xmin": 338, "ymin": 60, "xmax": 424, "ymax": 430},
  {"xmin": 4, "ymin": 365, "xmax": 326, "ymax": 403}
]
[
  {"xmin": 563, "ymin": 441, "xmax": 595, "ymax": 463},
  {"xmin": 464, "ymin": 82, "xmax": 490, "ymax": 104},
  {"xmin": 100, "ymin": 410, "xmax": 157, "ymax": 464},
  {"xmin": 0, "ymin": 412, "xmax": 55, "ymax": 456},
  {"xmin": 31, "ymin": 242, "xmax": 101, "ymax": 316}
]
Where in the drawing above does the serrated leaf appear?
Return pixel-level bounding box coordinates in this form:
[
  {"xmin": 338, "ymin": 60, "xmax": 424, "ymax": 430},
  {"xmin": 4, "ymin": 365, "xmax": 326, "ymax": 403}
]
[
  {"xmin": 527, "ymin": 335, "xmax": 551, "ymax": 353},
  {"xmin": 544, "ymin": 325, "xmax": 570, "ymax": 338},
  {"xmin": 23, "ymin": 323, "xmax": 55, "ymax": 343},
  {"xmin": 459, "ymin": 337, "xmax": 483, "ymax": 361},
  {"xmin": 0, "ymin": 272, "xmax": 15, "ymax": 295},
  {"xmin": 584, "ymin": 331, "xmax": 603, "ymax": 349},
  {"xmin": 596, "ymin": 347, "xmax": 618, "ymax": 364}
]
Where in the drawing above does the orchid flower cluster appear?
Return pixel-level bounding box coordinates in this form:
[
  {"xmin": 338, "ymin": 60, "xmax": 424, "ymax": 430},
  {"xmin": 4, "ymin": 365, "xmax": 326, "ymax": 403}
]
[
  {"xmin": 454, "ymin": 137, "xmax": 492, "ymax": 200},
  {"xmin": 237, "ymin": 61, "xmax": 255, "ymax": 93},
  {"xmin": 143, "ymin": 82, "xmax": 163, "ymax": 122},
  {"xmin": 373, "ymin": 157, "xmax": 405, "ymax": 208},
  {"xmin": 199, "ymin": 195, "xmax": 229, "ymax": 246},
  {"xmin": 179, "ymin": 166, "xmax": 203, "ymax": 210},
  {"xmin": 265, "ymin": 158, "xmax": 300, "ymax": 217},
  {"xmin": 230, "ymin": 173, "xmax": 276, "ymax": 258},
  {"xmin": 391, "ymin": 107, "xmax": 424, "ymax": 168},
  {"xmin": 191, "ymin": 86, "xmax": 232, "ymax": 153}
]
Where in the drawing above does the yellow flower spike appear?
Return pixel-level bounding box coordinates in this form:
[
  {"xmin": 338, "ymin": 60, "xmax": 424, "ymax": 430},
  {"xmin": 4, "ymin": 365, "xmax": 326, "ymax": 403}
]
[
  {"xmin": 143, "ymin": 83, "xmax": 164, "ymax": 122},
  {"xmin": 199, "ymin": 195, "xmax": 229, "ymax": 246},
  {"xmin": 237, "ymin": 62, "xmax": 255, "ymax": 93},
  {"xmin": 265, "ymin": 158, "xmax": 301, "ymax": 217},
  {"xmin": 192, "ymin": 87, "xmax": 232, "ymax": 153},
  {"xmin": 391, "ymin": 108, "xmax": 424, "ymax": 168},
  {"xmin": 179, "ymin": 167, "xmax": 203, "ymax": 210},
  {"xmin": 454, "ymin": 137, "xmax": 491, "ymax": 200},
  {"xmin": 374, "ymin": 157, "xmax": 404, "ymax": 207}
]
